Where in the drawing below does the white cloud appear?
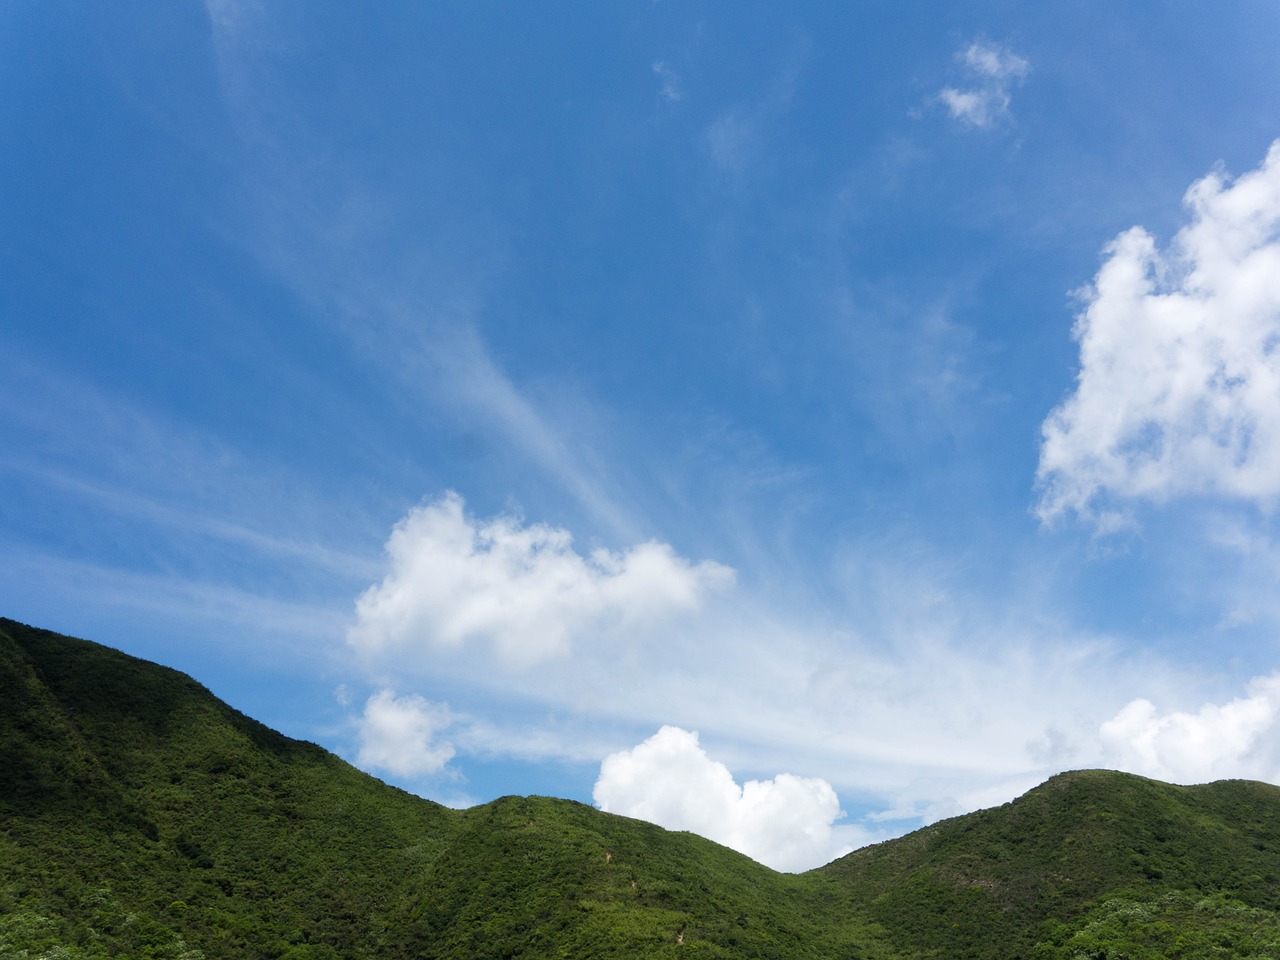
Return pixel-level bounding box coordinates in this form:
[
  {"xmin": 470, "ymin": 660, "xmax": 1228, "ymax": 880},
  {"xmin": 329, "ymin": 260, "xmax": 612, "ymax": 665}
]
[
  {"xmin": 1100, "ymin": 673, "xmax": 1280, "ymax": 784},
  {"xmin": 593, "ymin": 726, "xmax": 851, "ymax": 872},
  {"xmin": 1039, "ymin": 142, "xmax": 1280, "ymax": 523},
  {"xmin": 652, "ymin": 61, "xmax": 682, "ymax": 102},
  {"xmin": 357, "ymin": 689, "xmax": 456, "ymax": 778},
  {"xmin": 937, "ymin": 88, "xmax": 992, "ymax": 127},
  {"xmin": 937, "ymin": 40, "xmax": 1029, "ymax": 128},
  {"xmin": 348, "ymin": 492, "xmax": 734, "ymax": 669},
  {"xmin": 339, "ymin": 513, "xmax": 1238, "ymax": 844},
  {"xmin": 960, "ymin": 41, "xmax": 1030, "ymax": 82}
]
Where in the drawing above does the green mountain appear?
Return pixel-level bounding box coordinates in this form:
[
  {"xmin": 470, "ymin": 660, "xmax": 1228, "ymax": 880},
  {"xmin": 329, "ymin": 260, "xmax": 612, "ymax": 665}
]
[{"xmin": 3, "ymin": 617, "xmax": 1280, "ymax": 959}]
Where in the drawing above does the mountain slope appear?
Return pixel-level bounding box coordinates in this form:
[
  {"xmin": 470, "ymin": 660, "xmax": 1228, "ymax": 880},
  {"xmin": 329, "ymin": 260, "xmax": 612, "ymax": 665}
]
[
  {"xmin": 4, "ymin": 616, "xmax": 1280, "ymax": 959},
  {"xmin": 0, "ymin": 618, "xmax": 465, "ymax": 958},
  {"xmin": 0, "ymin": 619, "xmax": 893, "ymax": 959},
  {"xmin": 819, "ymin": 768, "xmax": 1280, "ymax": 958}
]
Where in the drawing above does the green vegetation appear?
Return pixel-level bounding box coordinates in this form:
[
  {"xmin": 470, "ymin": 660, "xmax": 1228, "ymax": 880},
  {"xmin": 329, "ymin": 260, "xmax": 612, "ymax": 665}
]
[
  {"xmin": 4, "ymin": 616, "xmax": 1280, "ymax": 958},
  {"xmin": 817, "ymin": 767, "xmax": 1280, "ymax": 958},
  {"xmin": 1, "ymin": 618, "xmax": 459, "ymax": 958}
]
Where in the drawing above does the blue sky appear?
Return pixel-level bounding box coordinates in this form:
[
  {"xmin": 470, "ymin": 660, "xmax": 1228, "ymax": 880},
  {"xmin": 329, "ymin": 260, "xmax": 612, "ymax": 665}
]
[{"xmin": 6, "ymin": 1, "xmax": 1280, "ymax": 870}]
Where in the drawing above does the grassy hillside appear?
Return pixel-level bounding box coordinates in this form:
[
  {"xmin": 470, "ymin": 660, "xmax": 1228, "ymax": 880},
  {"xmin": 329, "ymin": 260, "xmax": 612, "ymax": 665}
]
[{"xmin": 4, "ymin": 616, "xmax": 1280, "ymax": 959}]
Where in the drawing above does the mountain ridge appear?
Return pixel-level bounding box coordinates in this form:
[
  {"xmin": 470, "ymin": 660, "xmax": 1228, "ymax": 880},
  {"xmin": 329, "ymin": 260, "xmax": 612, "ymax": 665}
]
[{"xmin": 4, "ymin": 616, "xmax": 1280, "ymax": 959}]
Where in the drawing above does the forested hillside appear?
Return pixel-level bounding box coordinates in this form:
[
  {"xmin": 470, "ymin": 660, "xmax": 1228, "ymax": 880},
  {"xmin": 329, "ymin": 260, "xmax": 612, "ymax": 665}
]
[{"xmin": 4, "ymin": 617, "xmax": 1280, "ymax": 959}]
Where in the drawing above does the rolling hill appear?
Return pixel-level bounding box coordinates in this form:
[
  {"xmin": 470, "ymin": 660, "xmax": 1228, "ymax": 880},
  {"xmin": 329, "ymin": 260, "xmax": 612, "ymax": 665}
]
[{"xmin": 3, "ymin": 616, "xmax": 1280, "ymax": 959}]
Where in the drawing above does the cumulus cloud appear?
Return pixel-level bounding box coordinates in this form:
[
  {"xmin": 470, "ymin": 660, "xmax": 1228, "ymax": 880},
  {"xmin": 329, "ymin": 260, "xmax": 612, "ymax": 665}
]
[
  {"xmin": 348, "ymin": 492, "xmax": 734, "ymax": 668},
  {"xmin": 1100, "ymin": 674, "xmax": 1280, "ymax": 784},
  {"xmin": 357, "ymin": 689, "xmax": 456, "ymax": 778},
  {"xmin": 937, "ymin": 40, "xmax": 1029, "ymax": 128},
  {"xmin": 593, "ymin": 726, "xmax": 849, "ymax": 872},
  {"xmin": 1038, "ymin": 142, "xmax": 1280, "ymax": 523}
]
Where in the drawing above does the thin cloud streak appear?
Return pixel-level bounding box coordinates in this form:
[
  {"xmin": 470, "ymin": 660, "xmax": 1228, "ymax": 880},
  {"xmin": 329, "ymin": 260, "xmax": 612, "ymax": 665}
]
[
  {"xmin": 0, "ymin": 460, "xmax": 380, "ymax": 581},
  {"xmin": 407, "ymin": 324, "xmax": 643, "ymax": 539},
  {"xmin": 0, "ymin": 550, "xmax": 347, "ymax": 646},
  {"xmin": 0, "ymin": 355, "xmax": 382, "ymax": 640},
  {"xmin": 704, "ymin": 44, "xmax": 805, "ymax": 180},
  {"xmin": 201, "ymin": 2, "xmax": 643, "ymax": 540}
]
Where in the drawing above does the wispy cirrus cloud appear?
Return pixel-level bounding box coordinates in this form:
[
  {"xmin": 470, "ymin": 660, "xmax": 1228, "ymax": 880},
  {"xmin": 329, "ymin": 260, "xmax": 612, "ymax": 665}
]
[
  {"xmin": 0, "ymin": 549, "xmax": 346, "ymax": 652},
  {"xmin": 937, "ymin": 40, "xmax": 1029, "ymax": 129},
  {"xmin": 704, "ymin": 45, "xmax": 805, "ymax": 180},
  {"xmin": 0, "ymin": 355, "xmax": 364, "ymax": 650},
  {"xmin": 201, "ymin": 1, "xmax": 644, "ymax": 540}
]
